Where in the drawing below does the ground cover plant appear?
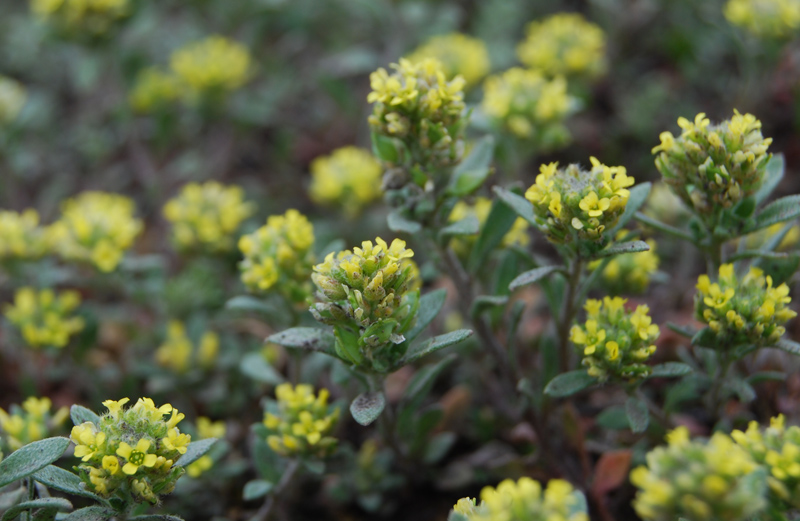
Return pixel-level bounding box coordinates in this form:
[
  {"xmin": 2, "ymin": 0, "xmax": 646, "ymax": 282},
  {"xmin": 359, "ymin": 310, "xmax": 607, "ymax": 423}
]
[{"xmin": 3, "ymin": 0, "xmax": 800, "ymax": 520}]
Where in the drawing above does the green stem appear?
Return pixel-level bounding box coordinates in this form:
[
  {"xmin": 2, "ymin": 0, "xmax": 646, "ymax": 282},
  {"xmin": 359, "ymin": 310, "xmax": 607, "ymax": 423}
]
[
  {"xmin": 706, "ymin": 236, "xmax": 724, "ymax": 274},
  {"xmin": 635, "ymin": 388, "xmax": 673, "ymax": 429},
  {"xmin": 707, "ymin": 352, "xmax": 733, "ymax": 419},
  {"xmin": 21, "ymin": 477, "xmax": 35, "ymax": 521},
  {"xmin": 557, "ymin": 257, "xmax": 584, "ymax": 374},
  {"xmin": 252, "ymin": 459, "xmax": 300, "ymax": 521}
]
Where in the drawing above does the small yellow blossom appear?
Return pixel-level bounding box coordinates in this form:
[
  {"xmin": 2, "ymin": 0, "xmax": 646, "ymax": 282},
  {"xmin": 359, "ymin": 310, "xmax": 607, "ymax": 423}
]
[
  {"xmin": 155, "ymin": 321, "xmax": 221, "ymax": 374},
  {"xmin": 129, "ymin": 68, "xmax": 182, "ymax": 113},
  {"xmin": 309, "ymin": 146, "xmax": 383, "ymax": 217},
  {"xmin": 724, "ymin": 0, "xmax": 800, "ymax": 38},
  {"xmin": 4, "ymin": 287, "xmax": 84, "ymax": 349},
  {"xmin": 117, "ymin": 439, "xmax": 158, "ymax": 475},
  {"xmin": 263, "ymin": 384, "xmax": 339, "ymax": 458},
  {"xmin": 449, "ymin": 198, "xmax": 529, "ymax": 255},
  {"xmin": 0, "ymin": 397, "xmax": 68, "ymax": 452},
  {"xmin": 170, "ymin": 36, "xmax": 252, "ymax": 96},
  {"xmin": 0, "ymin": 209, "xmax": 50, "ymax": 261},
  {"xmin": 0, "ymin": 76, "xmax": 27, "ymax": 124},
  {"xmin": 405, "ymin": 33, "xmax": 490, "ymax": 88},
  {"xmin": 589, "ymin": 234, "xmax": 660, "ymax": 294},
  {"xmin": 30, "ymin": 0, "xmax": 130, "ymax": 38}
]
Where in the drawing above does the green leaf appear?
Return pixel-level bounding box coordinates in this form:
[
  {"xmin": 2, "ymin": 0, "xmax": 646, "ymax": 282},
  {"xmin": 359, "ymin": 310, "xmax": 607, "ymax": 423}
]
[
  {"xmin": 0, "ymin": 437, "xmax": 70, "ymax": 488},
  {"xmin": 775, "ymin": 338, "xmax": 800, "ymax": 355},
  {"xmin": 625, "ymin": 397, "xmax": 649, "ymax": 433},
  {"xmin": 243, "ymin": 479, "xmax": 274, "ymax": 501},
  {"xmin": 33, "ymin": 466, "xmax": 102, "ymax": 501},
  {"xmin": 634, "ymin": 212, "xmax": 695, "ymax": 242},
  {"xmin": 387, "ymin": 210, "xmax": 422, "ymax": 234},
  {"xmin": 733, "ymin": 197, "xmax": 757, "ymax": 219},
  {"xmin": 648, "ymin": 362, "xmax": 693, "ymax": 378},
  {"xmin": 691, "ymin": 327, "xmax": 717, "ymax": 348},
  {"xmin": 745, "ymin": 194, "xmax": 800, "ymax": 233},
  {"xmin": 544, "ymin": 370, "xmax": 595, "ymax": 398},
  {"xmin": 439, "ymin": 215, "xmax": 480, "ymax": 240},
  {"xmin": 405, "ymin": 289, "xmax": 447, "ymax": 343},
  {"xmin": 592, "ymin": 240, "xmax": 650, "ymax": 259},
  {"xmin": 225, "ymin": 296, "xmax": 274, "ymax": 314},
  {"xmin": 61, "ymin": 507, "xmax": 114, "ymax": 521},
  {"xmin": 725, "ymin": 379, "xmax": 756, "ymax": 403},
  {"xmin": 666, "ymin": 322, "xmax": 697, "ymax": 339},
  {"xmin": 467, "ymin": 198, "xmax": 517, "ymax": 273},
  {"xmin": 446, "ymin": 135, "xmax": 494, "ymax": 196},
  {"xmin": 2, "ymin": 499, "xmax": 72, "ymax": 521},
  {"xmin": 371, "ymin": 132, "xmax": 398, "ymax": 163},
  {"xmin": 302, "ymin": 459, "xmax": 325, "ymax": 475},
  {"xmin": 728, "ymin": 250, "xmax": 789, "ymax": 262},
  {"xmin": 492, "ymin": 186, "xmax": 537, "ymax": 227},
  {"xmin": 423, "ymin": 432, "xmax": 456, "ymax": 464},
  {"xmin": 401, "ymin": 329, "xmax": 473, "ymax": 365},
  {"xmin": 267, "ymin": 327, "xmax": 335, "ymax": 356},
  {"xmin": 755, "ymin": 154, "xmax": 784, "ymax": 206},
  {"xmin": 176, "ymin": 438, "xmax": 217, "ymax": 468},
  {"xmin": 508, "ymin": 266, "xmax": 562, "ymax": 291},
  {"xmin": 350, "ymin": 392, "xmax": 385, "ymax": 426},
  {"xmin": 401, "ymin": 354, "xmax": 456, "ymax": 411},
  {"xmin": 128, "ymin": 517, "xmax": 184, "ymax": 521},
  {"xmin": 609, "ymin": 182, "xmax": 651, "ymax": 235},
  {"xmin": 747, "ymin": 371, "xmax": 786, "ymax": 384},
  {"xmin": 69, "ymin": 406, "xmax": 99, "ymax": 427},
  {"xmin": 596, "ymin": 406, "xmax": 629, "ymax": 430},
  {"xmin": 239, "ymin": 352, "xmax": 284, "ymax": 385},
  {"xmin": 470, "ymin": 295, "xmax": 508, "ymax": 318}
]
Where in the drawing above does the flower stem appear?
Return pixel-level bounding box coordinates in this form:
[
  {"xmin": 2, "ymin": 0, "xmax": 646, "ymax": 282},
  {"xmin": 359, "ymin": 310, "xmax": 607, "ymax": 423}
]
[
  {"xmin": 557, "ymin": 257, "xmax": 583, "ymax": 374},
  {"xmin": 252, "ymin": 459, "xmax": 300, "ymax": 521}
]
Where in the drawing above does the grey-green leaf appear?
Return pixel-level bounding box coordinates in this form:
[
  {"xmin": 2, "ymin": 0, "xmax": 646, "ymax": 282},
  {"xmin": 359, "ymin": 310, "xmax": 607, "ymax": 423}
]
[
  {"xmin": 492, "ymin": 186, "xmax": 537, "ymax": 227},
  {"xmin": 70, "ymin": 406, "xmax": 99, "ymax": 427},
  {"xmin": 0, "ymin": 437, "xmax": 70, "ymax": 488},
  {"xmin": 754, "ymin": 154, "xmax": 784, "ymax": 206},
  {"xmin": 609, "ymin": 182, "xmax": 651, "ymax": 235},
  {"xmin": 625, "ymin": 397, "xmax": 649, "ymax": 433},
  {"xmin": 446, "ymin": 135, "xmax": 495, "ymax": 196},
  {"xmin": 402, "ymin": 329, "xmax": 473, "ymax": 365},
  {"xmin": 225, "ymin": 296, "xmax": 275, "ymax": 314},
  {"xmin": 240, "ymin": 353, "xmax": 284, "ymax": 385},
  {"xmin": 33, "ymin": 465, "xmax": 102, "ymax": 501},
  {"xmin": 267, "ymin": 327, "xmax": 335, "ymax": 355},
  {"xmin": 648, "ymin": 362, "xmax": 693, "ymax": 378},
  {"xmin": 439, "ymin": 216, "xmax": 480, "ymax": 240},
  {"xmin": 544, "ymin": 371, "xmax": 595, "ymax": 398},
  {"xmin": 243, "ymin": 479, "xmax": 274, "ymax": 501},
  {"xmin": 470, "ymin": 295, "xmax": 508, "ymax": 318},
  {"xmin": 387, "ymin": 210, "xmax": 422, "ymax": 234},
  {"xmin": 350, "ymin": 392, "xmax": 386, "ymax": 426},
  {"xmin": 509, "ymin": 266, "xmax": 562, "ymax": 291},
  {"xmin": 467, "ymin": 198, "xmax": 517, "ymax": 273},
  {"xmin": 726, "ymin": 379, "xmax": 757, "ymax": 403},
  {"xmin": 746, "ymin": 194, "xmax": 800, "ymax": 233},
  {"xmin": 61, "ymin": 507, "xmax": 114, "ymax": 521},
  {"xmin": 423, "ymin": 432, "xmax": 457, "ymax": 464},
  {"xmin": 2, "ymin": 499, "xmax": 72, "ymax": 521},
  {"xmin": 175, "ymin": 438, "xmax": 217, "ymax": 468},
  {"xmin": 592, "ymin": 240, "xmax": 650, "ymax": 259},
  {"xmin": 776, "ymin": 338, "xmax": 800, "ymax": 355},
  {"xmin": 405, "ymin": 289, "xmax": 447, "ymax": 343}
]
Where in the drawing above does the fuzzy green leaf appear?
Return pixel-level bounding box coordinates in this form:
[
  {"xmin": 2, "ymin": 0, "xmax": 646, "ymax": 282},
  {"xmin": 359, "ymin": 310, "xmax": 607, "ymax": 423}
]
[
  {"xmin": 625, "ymin": 397, "xmax": 649, "ymax": 433},
  {"xmin": 70, "ymin": 406, "xmax": 99, "ymax": 427},
  {"xmin": 2, "ymin": 499, "xmax": 72, "ymax": 521},
  {"xmin": 609, "ymin": 182, "xmax": 651, "ymax": 235},
  {"xmin": 243, "ymin": 479, "xmax": 273, "ymax": 501},
  {"xmin": 747, "ymin": 371, "xmax": 786, "ymax": 384},
  {"xmin": 33, "ymin": 465, "xmax": 102, "ymax": 501},
  {"xmin": 648, "ymin": 362, "xmax": 693, "ymax": 378},
  {"xmin": 592, "ymin": 240, "xmax": 650, "ymax": 259},
  {"xmin": 446, "ymin": 136, "xmax": 495, "ymax": 196},
  {"xmin": 402, "ymin": 329, "xmax": 473, "ymax": 365},
  {"xmin": 776, "ymin": 338, "xmax": 800, "ymax": 355},
  {"xmin": 726, "ymin": 379, "xmax": 757, "ymax": 403},
  {"xmin": 240, "ymin": 353, "xmax": 284, "ymax": 385},
  {"xmin": 470, "ymin": 295, "xmax": 508, "ymax": 318},
  {"xmin": 492, "ymin": 186, "xmax": 537, "ymax": 227},
  {"xmin": 423, "ymin": 432, "xmax": 457, "ymax": 464},
  {"xmin": 350, "ymin": 392, "xmax": 385, "ymax": 426},
  {"xmin": 387, "ymin": 210, "xmax": 422, "ymax": 234},
  {"xmin": 0, "ymin": 437, "xmax": 70, "ymax": 488},
  {"xmin": 691, "ymin": 327, "xmax": 718, "ymax": 348},
  {"xmin": 745, "ymin": 194, "xmax": 800, "ymax": 233},
  {"xmin": 405, "ymin": 289, "xmax": 447, "ymax": 343},
  {"xmin": 175, "ymin": 438, "xmax": 217, "ymax": 468},
  {"xmin": 61, "ymin": 507, "xmax": 114, "ymax": 521},
  {"xmin": 755, "ymin": 154, "xmax": 784, "ymax": 206},
  {"xmin": 225, "ymin": 296, "xmax": 275, "ymax": 314},
  {"xmin": 666, "ymin": 322, "xmax": 697, "ymax": 339},
  {"xmin": 371, "ymin": 132, "xmax": 399, "ymax": 163},
  {"xmin": 267, "ymin": 327, "xmax": 335, "ymax": 356},
  {"xmin": 401, "ymin": 354, "xmax": 456, "ymax": 412},
  {"xmin": 544, "ymin": 371, "xmax": 595, "ymax": 398},
  {"xmin": 467, "ymin": 198, "xmax": 517, "ymax": 273},
  {"xmin": 439, "ymin": 216, "xmax": 480, "ymax": 240},
  {"xmin": 509, "ymin": 266, "xmax": 562, "ymax": 291}
]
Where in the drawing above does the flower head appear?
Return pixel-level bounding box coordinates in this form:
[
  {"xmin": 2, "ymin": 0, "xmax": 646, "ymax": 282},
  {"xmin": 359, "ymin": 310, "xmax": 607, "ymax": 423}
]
[
  {"xmin": 724, "ymin": 0, "xmax": 800, "ymax": 38},
  {"xmin": 309, "ymin": 146, "xmax": 383, "ymax": 217},
  {"xmin": 589, "ymin": 234, "xmax": 660, "ymax": 294},
  {"xmin": 405, "ymin": 33, "xmax": 490, "ymax": 88},
  {"xmin": 30, "ymin": 0, "xmax": 131, "ymax": 38},
  {"xmin": 170, "ymin": 36, "xmax": 251, "ymax": 96},
  {"xmin": 0, "ymin": 397, "xmax": 68, "ymax": 452},
  {"xmin": 129, "ymin": 68, "xmax": 182, "ymax": 113},
  {"xmin": 263, "ymin": 384, "xmax": 339, "ymax": 458},
  {"xmin": 449, "ymin": 198, "xmax": 529, "ymax": 256},
  {"xmin": 0, "ymin": 209, "xmax": 50, "ymax": 261},
  {"xmin": 4, "ymin": 287, "xmax": 84, "ymax": 349}
]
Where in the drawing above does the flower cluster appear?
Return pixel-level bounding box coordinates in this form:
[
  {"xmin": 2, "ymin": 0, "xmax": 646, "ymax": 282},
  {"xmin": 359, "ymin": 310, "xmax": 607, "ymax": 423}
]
[
  {"xmin": 449, "ymin": 197, "xmax": 529, "ymax": 255},
  {"xmin": 732, "ymin": 415, "xmax": 800, "ymax": 510},
  {"xmin": 155, "ymin": 320, "xmax": 219, "ymax": 374},
  {"xmin": 630, "ymin": 427, "xmax": 766, "ymax": 521},
  {"xmin": 129, "ymin": 68, "xmax": 182, "ymax": 113},
  {"xmin": 525, "ymin": 158, "xmax": 634, "ymax": 246},
  {"xmin": 309, "ymin": 146, "xmax": 383, "ymax": 217},
  {"xmin": 0, "ymin": 397, "xmax": 68, "ymax": 452},
  {"xmin": 170, "ymin": 36, "xmax": 252, "ymax": 98},
  {"xmin": 5, "ymin": 287, "xmax": 85, "ymax": 349},
  {"xmin": 450, "ymin": 478, "xmax": 588, "ymax": 521},
  {"xmin": 163, "ymin": 181, "xmax": 254, "ymax": 252},
  {"xmin": 30, "ymin": 0, "xmax": 131, "ymax": 38},
  {"xmin": 589, "ymin": 234, "xmax": 659, "ymax": 295},
  {"xmin": 695, "ymin": 264, "xmax": 796, "ymax": 348},
  {"xmin": 71, "ymin": 398, "xmax": 195, "ymax": 503},
  {"xmin": 49, "ymin": 191, "xmax": 142, "ymax": 272},
  {"xmin": 652, "ymin": 111, "xmax": 772, "ymax": 218},
  {"xmin": 570, "ymin": 297, "xmax": 659, "ymax": 382},
  {"xmin": 0, "ymin": 209, "xmax": 50, "ymax": 261},
  {"xmin": 481, "ymin": 68, "xmax": 576, "ymax": 147},
  {"xmin": 238, "ymin": 209, "xmax": 316, "ymax": 305},
  {"xmin": 310, "ymin": 237, "xmax": 419, "ymax": 371},
  {"xmin": 0, "ymin": 75, "xmax": 27, "ymax": 124},
  {"xmin": 405, "ymin": 33, "xmax": 490, "ymax": 88},
  {"xmin": 367, "ymin": 58, "xmax": 467, "ymax": 184},
  {"xmin": 263, "ymin": 384, "xmax": 339, "ymax": 458},
  {"xmin": 186, "ymin": 417, "xmax": 225, "ymax": 478},
  {"xmin": 724, "ymin": 0, "xmax": 800, "ymax": 38},
  {"xmin": 516, "ymin": 13, "xmax": 607, "ymax": 80}
]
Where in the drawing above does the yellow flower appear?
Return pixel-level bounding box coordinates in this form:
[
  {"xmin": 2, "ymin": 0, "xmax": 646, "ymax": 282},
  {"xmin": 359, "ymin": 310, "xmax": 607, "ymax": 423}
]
[
  {"xmin": 162, "ymin": 428, "xmax": 191, "ymax": 455},
  {"xmin": 71, "ymin": 423, "xmax": 106, "ymax": 462},
  {"xmin": 724, "ymin": 0, "xmax": 800, "ymax": 38},
  {"xmin": 196, "ymin": 417, "xmax": 226, "ymax": 440},
  {"xmin": 170, "ymin": 36, "xmax": 252, "ymax": 95},
  {"xmin": 309, "ymin": 146, "xmax": 383, "ymax": 217},
  {"xmin": 102, "ymin": 398, "xmax": 129, "ymax": 418},
  {"xmin": 0, "ymin": 76, "xmax": 27, "ymax": 124},
  {"xmin": 456, "ymin": 477, "xmax": 588, "ymax": 521},
  {"xmin": 449, "ymin": 198, "xmax": 529, "ymax": 255},
  {"xmin": 117, "ymin": 439, "xmax": 158, "ymax": 475},
  {"xmin": 186, "ymin": 455, "xmax": 213, "ymax": 478},
  {"xmin": 263, "ymin": 384, "xmax": 339, "ymax": 458},
  {"xmin": 129, "ymin": 68, "xmax": 182, "ymax": 113},
  {"xmin": 405, "ymin": 33, "xmax": 490, "ymax": 88},
  {"xmin": 4, "ymin": 287, "xmax": 84, "ymax": 349},
  {"xmin": 30, "ymin": 0, "xmax": 130, "ymax": 37},
  {"xmin": 1, "ymin": 397, "xmax": 67, "ymax": 451}
]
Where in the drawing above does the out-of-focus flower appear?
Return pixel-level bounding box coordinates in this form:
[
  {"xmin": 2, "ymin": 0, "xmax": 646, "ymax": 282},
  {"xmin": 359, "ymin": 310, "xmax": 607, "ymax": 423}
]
[
  {"xmin": 263, "ymin": 384, "xmax": 339, "ymax": 458},
  {"xmin": 589, "ymin": 234, "xmax": 659, "ymax": 294},
  {"xmin": 170, "ymin": 36, "xmax": 251, "ymax": 98},
  {"xmin": 0, "ymin": 397, "xmax": 69, "ymax": 452},
  {"xmin": 516, "ymin": 13, "xmax": 606, "ymax": 80},
  {"xmin": 186, "ymin": 417, "xmax": 225, "ymax": 478},
  {"xmin": 5, "ymin": 287, "xmax": 84, "ymax": 349},
  {"xmin": 449, "ymin": 197, "xmax": 529, "ymax": 255},
  {"xmin": 724, "ymin": 0, "xmax": 800, "ymax": 38},
  {"xmin": 0, "ymin": 209, "xmax": 50, "ymax": 261},
  {"xmin": 309, "ymin": 146, "xmax": 383, "ymax": 217},
  {"xmin": 49, "ymin": 191, "xmax": 142, "ymax": 272},
  {"xmin": 129, "ymin": 68, "xmax": 182, "ymax": 113},
  {"xmin": 0, "ymin": 76, "xmax": 27, "ymax": 124},
  {"xmin": 405, "ymin": 33, "xmax": 490, "ymax": 88},
  {"xmin": 30, "ymin": 0, "xmax": 130, "ymax": 38},
  {"xmin": 155, "ymin": 320, "xmax": 219, "ymax": 373}
]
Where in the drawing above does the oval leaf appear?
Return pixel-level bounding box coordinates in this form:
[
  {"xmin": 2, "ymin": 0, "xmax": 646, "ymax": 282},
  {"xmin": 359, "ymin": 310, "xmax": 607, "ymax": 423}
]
[
  {"xmin": 62, "ymin": 507, "xmax": 114, "ymax": 521},
  {"xmin": 2, "ymin": 498, "xmax": 72, "ymax": 521},
  {"xmin": 746, "ymin": 194, "xmax": 800, "ymax": 233},
  {"xmin": 755, "ymin": 154, "xmax": 785, "ymax": 205},
  {"xmin": 439, "ymin": 215, "xmax": 480, "ymax": 240},
  {"xmin": 405, "ymin": 289, "xmax": 447, "ymax": 343},
  {"xmin": 34, "ymin": 465, "xmax": 102, "ymax": 501},
  {"xmin": 648, "ymin": 362, "xmax": 693, "ymax": 378},
  {"xmin": 243, "ymin": 479, "xmax": 274, "ymax": 501},
  {"xmin": 0, "ymin": 437, "xmax": 70, "ymax": 488},
  {"xmin": 224, "ymin": 296, "xmax": 275, "ymax": 314},
  {"xmin": 470, "ymin": 295, "xmax": 509, "ymax": 318},
  {"xmin": 267, "ymin": 327, "xmax": 335, "ymax": 355},
  {"xmin": 544, "ymin": 370, "xmax": 595, "ymax": 398},
  {"xmin": 492, "ymin": 186, "xmax": 537, "ymax": 227},
  {"xmin": 591, "ymin": 450, "xmax": 633, "ymax": 497},
  {"xmin": 468, "ymin": 198, "xmax": 517, "ymax": 272},
  {"xmin": 401, "ymin": 329, "xmax": 473, "ymax": 365},
  {"xmin": 387, "ymin": 210, "xmax": 421, "ymax": 234},
  {"xmin": 509, "ymin": 266, "xmax": 562, "ymax": 291},
  {"xmin": 350, "ymin": 392, "xmax": 385, "ymax": 426},
  {"xmin": 175, "ymin": 438, "xmax": 217, "ymax": 468},
  {"xmin": 625, "ymin": 396, "xmax": 649, "ymax": 433},
  {"xmin": 593, "ymin": 240, "xmax": 650, "ymax": 259},
  {"xmin": 447, "ymin": 136, "xmax": 495, "ymax": 196},
  {"xmin": 776, "ymin": 338, "xmax": 800, "ymax": 355},
  {"xmin": 70, "ymin": 406, "xmax": 100, "ymax": 427},
  {"xmin": 240, "ymin": 353, "xmax": 284, "ymax": 385}
]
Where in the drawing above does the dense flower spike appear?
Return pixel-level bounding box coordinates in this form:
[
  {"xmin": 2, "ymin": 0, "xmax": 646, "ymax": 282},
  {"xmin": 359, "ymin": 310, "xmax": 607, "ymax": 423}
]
[
  {"xmin": 695, "ymin": 264, "xmax": 796, "ymax": 348},
  {"xmin": 368, "ymin": 58, "xmax": 467, "ymax": 186},
  {"xmin": 652, "ymin": 110, "xmax": 772, "ymax": 219},
  {"xmin": 311, "ymin": 237, "xmax": 419, "ymax": 371},
  {"xmin": 263, "ymin": 384, "xmax": 339, "ymax": 458},
  {"xmin": 309, "ymin": 146, "xmax": 383, "ymax": 217},
  {"xmin": 170, "ymin": 36, "xmax": 251, "ymax": 98},
  {"xmin": 0, "ymin": 209, "xmax": 50, "ymax": 261},
  {"xmin": 49, "ymin": 191, "xmax": 143, "ymax": 272},
  {"xmin": 0, "ymin": 397, "xmax": 68, "ymax": 452},
  {"xmin": 129, "ymin": 68, "xmax": 182, "ymax": 113},
  {"xmin": 570, "ymin": 297, "xmax": 659, "ymax": 382},
  {"xmin": 238, "ymin": 209, "xmax": 316, "ymax": 305},
  {"xmin": 4, "ymin": 287, "xmax": 84, "ymax": 349},
  {"xmin": 185, "ymin": 417, "xmax": 225, "ymax": 478},
  {"xmin": 163, "ymin": 181, "xmax": 254, "ymax": 252},
  {"xmin": 516, "ymin": 13, "xmax": 607, "ymax": 80},
  {"xmin": 155, "ymin": 320, "xmax": 219, "ymax": 373},
  {"xmin": 732, "ymin": 415, "xmax": 800, "ymax": 510},
  {"xmin": 481, "ymin": 68, "xmax": 576, "ymax": 147},
  {"xmin": 70, "ymin": 398, "xmax": 194, "ymax": 503},
  {"xmin": 449, "ymin": 197, "xmax": 529, "ymax": 255},
  {"xmin": 724, "ymin": 0, "xmax": 800, "ymax": 38},
  {"xmin": 525, "ymin": 158, "xmax": 634, "ymax": 246},
  {"xmin": 589, "ymin": 234, "xmax": 660, "ymax": 295},
  {"xmin": 0, "ymin": 76, "xmax": 27, "ymax": 124},
  {"xmin": 30, "ymin": 0, "xmax": 130, "ymax": 37},
  {"xmin": 450, "ymin": 477, "xmax": 588, "ymax": 521},
  {"xmin": 630, "ymin": 427, "xmax": 766, "ymax": 521},
  {"xmin": 405, "ymin": 33, "xmax": 490, "ymax": 88}
]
